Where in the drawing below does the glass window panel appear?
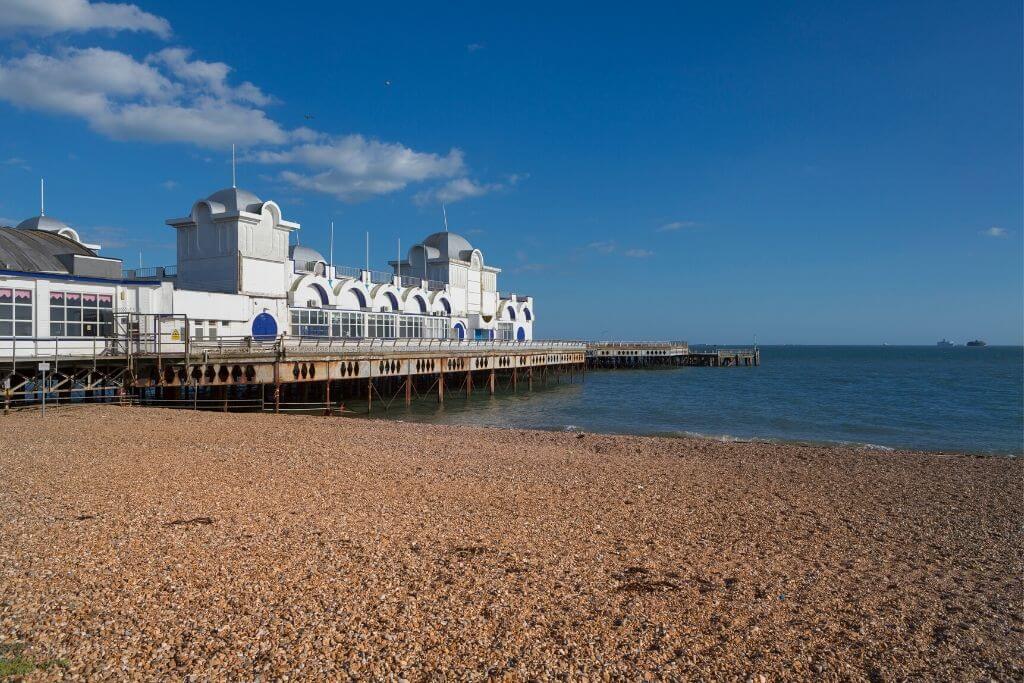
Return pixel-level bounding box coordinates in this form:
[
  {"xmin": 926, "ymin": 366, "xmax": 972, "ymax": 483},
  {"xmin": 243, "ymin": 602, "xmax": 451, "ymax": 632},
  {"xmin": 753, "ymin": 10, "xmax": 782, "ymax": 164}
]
[
  {"xmin": 65, "ymin": 293, "xmax": 80, "ymax": 304},
  {"xmin": 50, "ymin": 292, "xmax": 64, "ymax": 305},
  {"xmin": 14, "ymin": 289, "xmax": 31, "ymax": 302},
  {"xmin": 14, "ymin": 305, "xmax": 31, "ymax": 320},
  {"xmin": 67, "ymin": 307, "xmax": 81, "ymax": 321},
  {"xmin": 83, "ymin": 308, "xmax": 98, "ymax": 322},
  {"xmin": 98, "ymin": 295, "xmax": 113, "ymax": 308},
  {"xmin": 0, "ymin": 304, "xmax": 10, "ymax": 319},
  {"xmin": 66, "ymin": 323, "xmax": 81, "ymax": 336},
  {"xmin": 50, "ymin": 306, "xmax": 64, "ymax": 321},
  {"xmin": 0, "ymin": 321, "xmax": 10, "ymax": 335},
  {"xmin": 0, "ymin": 289, "xmax": 11, "ymax": 303},
  {"xmin": 82, "ymin": 323, "xmax": 97, "ymax": 337},
  {"xmin": 15, "ymin": 321, "xmax": 31, "ymax": 336}
]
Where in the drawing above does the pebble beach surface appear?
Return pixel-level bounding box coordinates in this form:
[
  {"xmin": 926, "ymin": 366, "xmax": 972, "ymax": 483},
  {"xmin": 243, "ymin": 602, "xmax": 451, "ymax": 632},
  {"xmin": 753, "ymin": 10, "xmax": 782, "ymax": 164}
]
[{"xmin": 1, "ymin": 406, "xmax": 1021, "ymax": 680}]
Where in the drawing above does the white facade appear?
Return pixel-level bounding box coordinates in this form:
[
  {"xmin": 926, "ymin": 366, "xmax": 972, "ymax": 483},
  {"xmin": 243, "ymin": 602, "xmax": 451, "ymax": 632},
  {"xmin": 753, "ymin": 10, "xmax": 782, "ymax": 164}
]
[{"xmin": 0, "ymin": 185, "xmax": 535, "ymax": 355}]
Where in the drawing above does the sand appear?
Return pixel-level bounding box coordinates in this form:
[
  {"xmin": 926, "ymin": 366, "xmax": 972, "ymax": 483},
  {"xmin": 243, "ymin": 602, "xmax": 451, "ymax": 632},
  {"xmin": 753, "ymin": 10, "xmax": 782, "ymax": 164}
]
[{"xmin": 1, "ymin": 405, "xmax": 1021, "ymax": 680}]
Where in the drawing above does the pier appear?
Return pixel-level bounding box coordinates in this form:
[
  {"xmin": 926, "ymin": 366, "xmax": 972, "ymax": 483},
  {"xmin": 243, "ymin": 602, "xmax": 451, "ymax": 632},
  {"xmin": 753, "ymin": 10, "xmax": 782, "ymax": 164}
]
[{"xmin": 1, "ymin": 318, "xmax": 757, "ymax": 414}]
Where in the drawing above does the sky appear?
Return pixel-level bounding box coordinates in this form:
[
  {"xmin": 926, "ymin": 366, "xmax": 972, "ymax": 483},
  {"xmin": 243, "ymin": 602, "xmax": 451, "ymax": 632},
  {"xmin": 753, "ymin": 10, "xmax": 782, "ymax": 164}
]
[{"xmin": 0, "ymin": 0, "xmax": 1020, "ymax": 344}]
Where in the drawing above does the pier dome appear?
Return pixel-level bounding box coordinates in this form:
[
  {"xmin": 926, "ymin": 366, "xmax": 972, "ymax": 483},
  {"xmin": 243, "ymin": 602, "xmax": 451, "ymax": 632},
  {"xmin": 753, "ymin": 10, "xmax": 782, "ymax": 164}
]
[
  {"xmin": 421, "ymin": 232, "xmax": 475, "ymax": 261},
  {"xmin": 289, "ymin": 244, "xmax": 327, "ymax": 274},
  {"xmin": 16, "ymin": 215, "xmax": 81, "ymax": 244},
  {"xmin": 205, "ymin": 187, "xmax": 264, "ymax": 213}
]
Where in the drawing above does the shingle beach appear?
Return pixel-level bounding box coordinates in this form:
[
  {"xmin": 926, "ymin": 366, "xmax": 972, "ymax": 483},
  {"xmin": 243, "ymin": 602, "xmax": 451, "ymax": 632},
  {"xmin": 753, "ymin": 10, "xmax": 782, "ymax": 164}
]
[{"xmin": 1, "ymin": 406, "xmax": 1021, "ymax": 680}]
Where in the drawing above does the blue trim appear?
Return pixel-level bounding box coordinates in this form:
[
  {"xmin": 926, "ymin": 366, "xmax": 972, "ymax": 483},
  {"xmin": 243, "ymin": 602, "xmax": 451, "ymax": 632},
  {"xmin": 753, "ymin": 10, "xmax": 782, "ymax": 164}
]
[{"xmin": 0, "ymin": 269, "xmax": 160, "ymax": 286}]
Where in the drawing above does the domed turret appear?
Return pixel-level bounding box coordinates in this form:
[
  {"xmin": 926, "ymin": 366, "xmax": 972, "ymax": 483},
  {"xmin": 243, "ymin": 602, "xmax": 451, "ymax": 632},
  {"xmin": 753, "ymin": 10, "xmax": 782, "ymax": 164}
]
[
  {"xmin": 16, "ymin": 215, "xmax": 82, "ymax": 244},
  {"xmin": 205, "ymin": 187, "xmax": 263, "ymax": 213},
  {"xmin": 421, "ymin": 231, "xmax": 475, "ymax": 261}
]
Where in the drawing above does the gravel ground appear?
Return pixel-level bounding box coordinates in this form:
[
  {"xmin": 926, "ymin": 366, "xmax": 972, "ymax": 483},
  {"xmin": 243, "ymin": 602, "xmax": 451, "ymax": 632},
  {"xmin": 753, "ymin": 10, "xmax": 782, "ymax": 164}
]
[{"xmin": 1, "ymin": 405, "xmax": 1021, "ymax": 680}]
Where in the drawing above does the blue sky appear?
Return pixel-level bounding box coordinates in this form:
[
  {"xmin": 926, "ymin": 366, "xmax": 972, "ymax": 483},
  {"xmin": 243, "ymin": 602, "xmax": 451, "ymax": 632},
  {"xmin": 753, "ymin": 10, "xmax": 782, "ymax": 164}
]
[{"xmin": 0, "ymin": 0, "xmax": 1020, "ymax": 344}]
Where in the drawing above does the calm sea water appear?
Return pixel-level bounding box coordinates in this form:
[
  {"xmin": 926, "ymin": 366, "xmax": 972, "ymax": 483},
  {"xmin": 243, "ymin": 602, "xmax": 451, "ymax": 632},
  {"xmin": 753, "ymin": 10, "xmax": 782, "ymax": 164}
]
[{"xmin": 368, "ymin": 346, "xmax": 1023, "ymax": 455}]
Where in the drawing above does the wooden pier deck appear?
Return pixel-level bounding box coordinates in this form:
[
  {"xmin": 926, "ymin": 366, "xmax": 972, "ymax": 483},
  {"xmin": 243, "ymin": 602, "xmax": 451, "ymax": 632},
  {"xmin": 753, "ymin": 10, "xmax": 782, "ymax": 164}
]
[{"xmin": 2, "ymin": 335, "xmax": 758, "ymax": 414}]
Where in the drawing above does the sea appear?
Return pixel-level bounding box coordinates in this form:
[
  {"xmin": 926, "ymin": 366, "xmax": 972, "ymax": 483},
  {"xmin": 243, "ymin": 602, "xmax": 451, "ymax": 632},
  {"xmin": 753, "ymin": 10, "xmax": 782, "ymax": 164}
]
[{"xmin": 372, "ymin": 346, "xmax": 1024, "ymax": 455}]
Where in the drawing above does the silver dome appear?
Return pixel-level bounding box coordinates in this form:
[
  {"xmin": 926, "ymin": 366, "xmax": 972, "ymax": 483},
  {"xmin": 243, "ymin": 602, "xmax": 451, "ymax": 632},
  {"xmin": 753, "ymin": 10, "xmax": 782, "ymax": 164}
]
[
  {"xmin": 421, "ymin": 231, "xmax": 475, "ymax": 261},
  {"xmin": 206, "ymin": 187, "xmax": 263, "ymax": 213}
]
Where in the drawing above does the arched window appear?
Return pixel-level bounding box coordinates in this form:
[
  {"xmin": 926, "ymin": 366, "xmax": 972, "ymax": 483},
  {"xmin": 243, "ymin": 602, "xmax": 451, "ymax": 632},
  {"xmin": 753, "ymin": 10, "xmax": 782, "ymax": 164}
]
[
  {"xmin": 414, "ymin": 295, "xmax": 427, "ymax": 313},
  {"xmin": 523, "ymin": 307, "xmax": 532, "ymax": 321},
  {"xmin": 441, "ymin": 298, "xmax": 451, "ymax": 315},
  {"xmin": 507, "ymin": 305, "xmax": 516, "ymax": 321},
  {"xmin": 385, "ymin": 291, "xmax": 399, "ymax": 311},
  {"xmin": 516, "ymin": 326, "xmax": 526, "ymax": 341},
  {"xmin": 252, "ymin": 312, "xmax": 278, "ymax": 341},
  {"xmin": 453, "ymin": 322, "xmax": 466, "ymax": 340}
]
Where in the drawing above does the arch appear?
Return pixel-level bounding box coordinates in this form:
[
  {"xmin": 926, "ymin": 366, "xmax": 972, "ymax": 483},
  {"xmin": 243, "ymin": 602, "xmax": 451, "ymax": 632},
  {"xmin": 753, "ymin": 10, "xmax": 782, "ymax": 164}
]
[
  {"xmin": 429, "ymin": 291, "xmax": 452, "ymax": 316},
  {"xmin": 311, "ymin": 283, "xmax": 329, "ymax": 306},
  {"xmin": 259, "ymin": 200, "xmax": 282, "ymax": 227},
  {"xmin": 252, "ymin": 312, "xmax": 278, "ymax": 341},
  {"xmin": 523, "ymin": 307, "xmax": 532, "ymax": 321},
  {"xmin": 453, "ymin": 322, "xmax": 466, "ymax": 340},
  {"xmin": 334, "ymin": 280, "xmax": 369, "ymax": 310},
  {"xmin": 401, "ymin": 287, "xmax": 430, "ymax": 314},
  {"xmin": 370, "ymin": 283, "xmax": 402, "ymax": 311},
  {"xmin": 506, "ymin": 305, "xmax": 517, "ymax": 321},
  {"xmin": 516, "ymin": 326, "xmax": 526, "ymax": 341}
]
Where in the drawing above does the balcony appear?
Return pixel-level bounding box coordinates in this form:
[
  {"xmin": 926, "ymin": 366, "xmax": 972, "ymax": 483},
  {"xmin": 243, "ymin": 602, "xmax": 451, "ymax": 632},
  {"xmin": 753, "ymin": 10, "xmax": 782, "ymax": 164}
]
[{"xmin": 122, "ymin": 265, "xmax": 177, "ymax": 280}]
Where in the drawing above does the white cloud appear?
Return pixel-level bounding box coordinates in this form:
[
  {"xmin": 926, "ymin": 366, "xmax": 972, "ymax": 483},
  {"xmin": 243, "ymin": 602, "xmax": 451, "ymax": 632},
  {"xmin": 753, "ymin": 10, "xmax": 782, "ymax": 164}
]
[
  {"xmin": 149, "ymin": 48, "xmax": 273, "ymax": 106},
  {"xmin": 623, "ymin": 248, "xmax": 654, "ymax": 258},
  {"xmin": 980, "ymin": 226, "xmax": 1009, "ymax": 238},
  {"xmin": 586, "ymin": 240, "xmax": 617, "ymax": 254},
  {"xmin": 160, "ymin": 179, "xmax": 178, "ymax": 190},
  {"xmin": 0, "ymin": 47, "xmax": 286, "ymax": 147},
  {"xmin": 467, "ymin": 43, "xmax": 485, "ymax": 52},
  {"xmin": 0, "ymin": 0, "xmax": 170, "ymax": 38},
  {"xmin": 0, "ymin": 216, "xmax": 19, "ymax": 226},
  {"xmin": 413, "ymin": 172, "xmax": 525, "ymax": 205},
  {"xmin": 657, "ymin": 220, "xmax": 697, "ymax": 232},
  {"xmin": 257, "ymin": 135, "xmax": 465, "ymax": 201}
]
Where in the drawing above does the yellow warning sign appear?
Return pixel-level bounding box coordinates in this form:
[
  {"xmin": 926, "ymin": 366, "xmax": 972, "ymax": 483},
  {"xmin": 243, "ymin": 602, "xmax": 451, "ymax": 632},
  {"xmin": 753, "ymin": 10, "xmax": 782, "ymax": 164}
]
[{"xmin": 170, "ymin": 329, "xmax": 181, "ymax": 341}]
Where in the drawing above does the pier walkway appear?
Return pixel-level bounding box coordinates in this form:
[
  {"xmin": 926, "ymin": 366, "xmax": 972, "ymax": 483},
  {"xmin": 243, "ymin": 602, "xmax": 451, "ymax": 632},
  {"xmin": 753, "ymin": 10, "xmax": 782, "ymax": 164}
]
[{"xmin": 1, "ymin": 331, "xmax": 757, "ymax": 414}]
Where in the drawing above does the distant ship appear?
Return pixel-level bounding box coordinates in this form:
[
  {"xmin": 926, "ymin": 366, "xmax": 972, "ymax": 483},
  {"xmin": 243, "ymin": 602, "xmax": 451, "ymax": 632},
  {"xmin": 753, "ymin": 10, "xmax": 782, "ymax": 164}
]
[
  {"xmin": 966, "ymin": 339, "xmax": 987, "ymax": 347},
  {"xmin": 936, "ymin": 339, "xmax": 955, "ymax": 347}
]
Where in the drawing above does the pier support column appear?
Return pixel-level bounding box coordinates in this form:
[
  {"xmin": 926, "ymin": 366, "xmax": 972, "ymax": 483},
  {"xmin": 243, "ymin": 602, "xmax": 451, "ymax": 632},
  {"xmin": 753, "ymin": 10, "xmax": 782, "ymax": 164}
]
[
  {"xmin": 367, "ymin": 375, "xmax": 373, "ymax": 413},
  {"xmin": 528, "ymin": 366, "xmax": 533, "ymax": 391},
  {"xmin": 438, "ymin": 363, "xmax": 445, "ymax": 403},
  {"xmin": 273, "ymin": 362, "xmax": 280, "ymax": 414},
  {"xmin": 325, "ymin": 378, "xmax": 332, "ymax": 416},
  {"xmin": 513, "ymin": 368, "xmax": 518, "ymax": 392},
  {"xmin": 489, "ymin": 368, "xmax": 495, "ymax": 395},
  {"xmin": 466, "ymin": 369, "xmax": 472, "ymax": 399},
  {"xmin": 405, "ymin": 368, "xmax": 412, "ymax": 405}
]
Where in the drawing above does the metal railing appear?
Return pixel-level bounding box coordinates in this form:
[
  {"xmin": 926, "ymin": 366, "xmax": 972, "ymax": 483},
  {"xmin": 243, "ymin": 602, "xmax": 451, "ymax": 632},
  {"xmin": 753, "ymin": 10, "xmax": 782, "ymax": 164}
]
[
  {"xmin": 399, "ymin": 275, "xmax": 421, "ymax": 288},
  {"xmin": 122, "ymin": 265, "xmax": 176, "ymax": 280},
  {"xmin": 426, "ymin": 280, "xmax": 446, "ymax": 291},
  {"xmin": 369, "ymin": 270, "xmax": 394, "ymax": 285},
  {"xmin": 587, "ymin": 340, "xmax": 688, "ymax": 349},
  {"xmin": 333, "ymin": 265, "xmax": 362, "ymax": 280}
]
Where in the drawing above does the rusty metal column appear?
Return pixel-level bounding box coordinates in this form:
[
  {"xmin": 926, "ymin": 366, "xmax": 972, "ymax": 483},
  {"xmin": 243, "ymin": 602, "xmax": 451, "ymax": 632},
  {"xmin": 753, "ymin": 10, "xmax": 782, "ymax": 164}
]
[
  {"xmin": 325, "ymin": 374, "xmax": 332, "ymax": 416},
  {"xmin": 528, "ymin": 365, "xmax": 533, "ymax": 391},
  {"xmin": 438, "ymin": 359, "xmax": 445, "ymax": 403},
  {"xmin": 466, "ymin": 367, "xmax": 472, "ymax": 399},
  {"xmin": 512, "ymin": 367, "xmax": 518, "ymax": 392},
  {"xmin": 367, "ymin": 368, "xmax": 373, "ymax": 413},
  {"xmin": 489, "ymin": 367, "xmax": 495, "ymax": 395},
  {"xmin": 273, "ymin": 361, "xmax": 281, "ymax": 414},
  {"xmin": 405, "ymin": 362, "xmax": 412, "ymax": 405}
]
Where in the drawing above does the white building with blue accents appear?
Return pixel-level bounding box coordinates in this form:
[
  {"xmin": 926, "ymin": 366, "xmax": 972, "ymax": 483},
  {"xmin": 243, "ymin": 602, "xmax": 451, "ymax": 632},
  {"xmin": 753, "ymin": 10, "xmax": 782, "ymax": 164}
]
[{"xmin": 0, "ymin": 183, "xmax": 535, "ymax": 358}]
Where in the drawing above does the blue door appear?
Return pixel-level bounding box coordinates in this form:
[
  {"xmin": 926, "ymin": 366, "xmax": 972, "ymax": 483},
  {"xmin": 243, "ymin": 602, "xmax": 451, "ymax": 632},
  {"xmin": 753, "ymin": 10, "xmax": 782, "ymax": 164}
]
[
  {"xmin": 252, "ymin": 312, "xmax": 278, "ymax": 341},
  {"xmin": 516, "ymin": 326, "xmax": 526, "ymax": 341},
  {"xmin": 454, "ymin": 322, "xmax": 466, "ymax": 340}
]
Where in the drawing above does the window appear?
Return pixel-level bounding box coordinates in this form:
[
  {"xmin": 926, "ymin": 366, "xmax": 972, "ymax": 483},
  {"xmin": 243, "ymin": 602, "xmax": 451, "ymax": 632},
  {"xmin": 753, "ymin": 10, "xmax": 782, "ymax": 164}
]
[
  {"xmin": 333, "ymin": 311, "xmax": 365, "ymax": 338},
  {"xmin": 48, "ymin": 290, "xmax": 112, "ymax": 337},
  {"xmin": 1, "ymin": 288, "xmax": 33, "ymax": 337},
  {"xmin": 290, "ymin": 308, "xmax": 329, "ymax": 336},
  {"xmin": 497, "ymin": 322, "xmax": 514, "ymax": 341},
  {"xmin": 367, "ymin": 313, "xmax": 396, "ymax": 338}
]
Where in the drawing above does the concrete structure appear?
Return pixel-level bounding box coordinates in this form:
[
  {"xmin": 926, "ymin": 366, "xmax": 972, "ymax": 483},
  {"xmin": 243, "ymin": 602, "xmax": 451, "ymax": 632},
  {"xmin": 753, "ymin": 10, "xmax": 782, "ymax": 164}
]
[{"xmin": 0, "ymin": 183, "xmax": 536, "ymax": 360}]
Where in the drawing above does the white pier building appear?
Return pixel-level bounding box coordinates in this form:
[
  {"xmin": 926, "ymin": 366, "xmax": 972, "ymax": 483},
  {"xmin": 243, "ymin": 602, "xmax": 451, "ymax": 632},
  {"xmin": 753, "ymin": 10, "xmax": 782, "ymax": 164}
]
[{"xmin": 0, "ymin": 184, "xmax": 534, "ymax": 358}]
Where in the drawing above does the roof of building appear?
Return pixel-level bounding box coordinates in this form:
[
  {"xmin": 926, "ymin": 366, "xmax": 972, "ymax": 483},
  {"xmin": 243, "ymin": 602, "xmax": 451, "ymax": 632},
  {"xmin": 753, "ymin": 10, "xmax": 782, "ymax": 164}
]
[
  {"xmin": 289, "ymin": 244, "xmax": 326, "ymax": 267},
  {"xmin": 0, "ymin": 226, "xmax": 97, "ymax": 273},
  {"xmin": 206, "ymin": 187, "xmax": 263, "ymax": 213},
  {"xmin": 421, "ymin": 231, "xmax": 475, "ymax": 261}
]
